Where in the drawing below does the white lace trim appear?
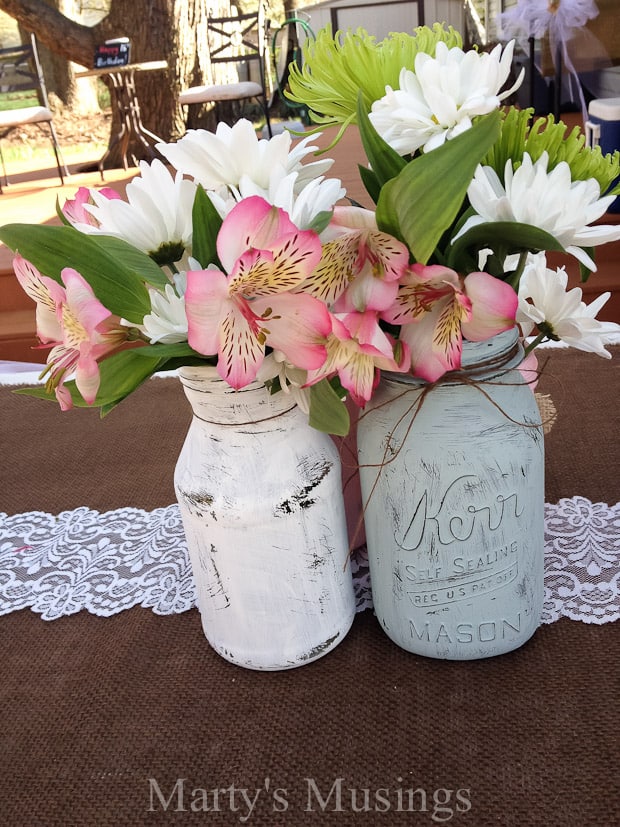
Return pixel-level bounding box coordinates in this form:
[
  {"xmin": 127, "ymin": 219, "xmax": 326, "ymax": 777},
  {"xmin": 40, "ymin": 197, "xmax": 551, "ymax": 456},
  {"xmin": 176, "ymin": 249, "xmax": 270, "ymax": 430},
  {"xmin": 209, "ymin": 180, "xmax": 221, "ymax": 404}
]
[
  {"xmin": 1, "ymin": 497, "xmax": 618, "ymax": 623},
  {"xmin": 543, "ymin": 497, "xmax": 620, "ymax": 624}
]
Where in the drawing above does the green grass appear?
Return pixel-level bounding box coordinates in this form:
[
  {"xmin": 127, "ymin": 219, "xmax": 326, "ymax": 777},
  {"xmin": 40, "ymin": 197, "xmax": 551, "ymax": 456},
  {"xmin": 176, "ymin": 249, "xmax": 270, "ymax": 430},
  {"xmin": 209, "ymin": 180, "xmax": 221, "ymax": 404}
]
[
  {"xmin": 97, "ymin": 82, "xmax": 110, "ymax": 110},
  {"xmin": 0, "ymin": 91, "xmax": 40, "ymax": 110}
]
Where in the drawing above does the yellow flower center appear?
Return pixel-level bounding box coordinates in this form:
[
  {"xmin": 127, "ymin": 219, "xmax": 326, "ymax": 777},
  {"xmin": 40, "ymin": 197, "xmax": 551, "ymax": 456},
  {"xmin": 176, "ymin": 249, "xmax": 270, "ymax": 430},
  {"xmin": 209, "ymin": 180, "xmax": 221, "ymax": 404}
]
[{"xmin": 61, "ymin": 305, "xmax": 89, "ymax": 348}]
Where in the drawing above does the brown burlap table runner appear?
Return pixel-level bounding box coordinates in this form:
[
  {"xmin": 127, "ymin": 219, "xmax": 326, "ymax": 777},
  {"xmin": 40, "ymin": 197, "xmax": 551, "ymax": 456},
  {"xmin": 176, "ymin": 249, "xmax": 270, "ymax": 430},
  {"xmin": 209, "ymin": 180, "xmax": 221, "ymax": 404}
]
[{"xmin": 1, "ymin": 347, "xmax": 619, "ymax": 826}]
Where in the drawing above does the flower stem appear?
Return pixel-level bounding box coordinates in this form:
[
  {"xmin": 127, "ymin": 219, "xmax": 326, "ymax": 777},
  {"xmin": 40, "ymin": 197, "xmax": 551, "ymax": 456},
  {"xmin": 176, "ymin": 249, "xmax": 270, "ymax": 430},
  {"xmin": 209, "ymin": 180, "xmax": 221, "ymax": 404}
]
[
  {"xmin": 505, "ymin": 250, "xmax": 529, "ymax": 291},
  {"xmin": 523, "ymin": 332, "xmax": 547, "ymax": 356}
]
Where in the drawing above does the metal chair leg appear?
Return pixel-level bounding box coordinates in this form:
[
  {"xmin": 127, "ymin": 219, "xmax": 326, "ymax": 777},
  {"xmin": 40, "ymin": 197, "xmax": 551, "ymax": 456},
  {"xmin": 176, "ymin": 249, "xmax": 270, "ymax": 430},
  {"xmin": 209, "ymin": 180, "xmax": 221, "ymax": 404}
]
[
  {"xmin": 47, "ymin": 121, "xmax": 70, "ymax": 185},
  {"xmin": 262, "ymin": 93, "xmax": 272, "ymax": 137},
  {"xmin": 0, "ymin": 140, "xmax": 8, "ymax": 189}
]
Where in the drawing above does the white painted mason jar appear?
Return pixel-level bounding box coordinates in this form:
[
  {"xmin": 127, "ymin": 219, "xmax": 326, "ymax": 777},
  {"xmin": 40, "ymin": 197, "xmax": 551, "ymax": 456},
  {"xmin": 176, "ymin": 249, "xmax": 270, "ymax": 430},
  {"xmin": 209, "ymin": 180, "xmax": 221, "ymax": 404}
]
[
  {"xmin": 174, "ymin": 366, "xmax": 355, "ymax": 670},
  {"xmin": 357, "ymin": 328, "xmax": 544, "ymax": 660}
]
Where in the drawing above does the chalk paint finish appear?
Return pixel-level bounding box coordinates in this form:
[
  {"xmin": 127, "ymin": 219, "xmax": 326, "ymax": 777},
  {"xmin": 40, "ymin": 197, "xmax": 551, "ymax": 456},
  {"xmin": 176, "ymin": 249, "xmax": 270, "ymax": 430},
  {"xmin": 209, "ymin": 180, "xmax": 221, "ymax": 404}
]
[
  {"xmin": 174, "ymin": 366, "xmax": 355, "ymax": 670},
  {"xmin": 357, "ymin": 329, "xmax": 545, "ymax": 660}
]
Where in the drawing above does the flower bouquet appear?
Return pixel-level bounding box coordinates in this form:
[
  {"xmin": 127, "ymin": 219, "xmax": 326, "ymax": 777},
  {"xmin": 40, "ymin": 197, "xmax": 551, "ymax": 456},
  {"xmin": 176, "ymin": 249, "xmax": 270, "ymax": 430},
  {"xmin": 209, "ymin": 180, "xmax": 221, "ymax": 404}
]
[
  {"xmin": 2, "ymin": 24, "xmax": 619, "ymax": 437},
  {"xmin": 3, "ymin": 24, "xmax": 620, "ymax": 664}
]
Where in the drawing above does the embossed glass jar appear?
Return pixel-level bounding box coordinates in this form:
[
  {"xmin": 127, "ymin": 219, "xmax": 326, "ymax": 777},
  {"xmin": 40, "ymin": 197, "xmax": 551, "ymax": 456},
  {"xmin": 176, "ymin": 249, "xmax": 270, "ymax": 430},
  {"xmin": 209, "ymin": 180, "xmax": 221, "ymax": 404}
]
[
  {"xmin": 357, "ymin": 328, "xmax": 544, "ymax": 660},
  {"xmin": 174, "ymin": 366, "xmax": 356, "ymax": 670}
]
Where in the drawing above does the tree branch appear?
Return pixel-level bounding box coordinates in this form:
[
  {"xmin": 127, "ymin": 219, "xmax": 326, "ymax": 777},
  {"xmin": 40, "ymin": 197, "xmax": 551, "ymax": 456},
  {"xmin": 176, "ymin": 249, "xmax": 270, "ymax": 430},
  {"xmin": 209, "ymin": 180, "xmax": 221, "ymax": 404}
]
[{"xmin": 0, "ymin": 0, "xmax": 101, "ymax": 67}]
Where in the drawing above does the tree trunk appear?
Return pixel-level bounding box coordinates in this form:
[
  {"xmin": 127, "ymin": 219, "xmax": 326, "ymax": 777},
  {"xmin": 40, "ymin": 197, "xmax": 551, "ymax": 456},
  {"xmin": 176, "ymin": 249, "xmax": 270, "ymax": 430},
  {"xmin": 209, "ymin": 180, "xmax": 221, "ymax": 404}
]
[
  {"xmin": 19, "ymin": 0, "xmax": 100, "ymax": 114},
  {"xmin": 0, "ymin": 0, "xmax": 227, "ymax": 165},
  {"xmin": 91, "ymin": 0, "xmax": 219, "ymax": 146}
]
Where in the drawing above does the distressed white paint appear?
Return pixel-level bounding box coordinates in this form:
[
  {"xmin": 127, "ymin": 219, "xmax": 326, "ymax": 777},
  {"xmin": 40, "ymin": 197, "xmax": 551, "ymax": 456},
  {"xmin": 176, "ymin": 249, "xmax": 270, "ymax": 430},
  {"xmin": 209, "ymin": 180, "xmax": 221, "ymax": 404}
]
[
  {"xmin": 174, "ymin": 366, "xmax": 355, "ymax": 670},
  {"xmin": 357, "ymin": 329, "xmax": 545, "ymax": 660}
]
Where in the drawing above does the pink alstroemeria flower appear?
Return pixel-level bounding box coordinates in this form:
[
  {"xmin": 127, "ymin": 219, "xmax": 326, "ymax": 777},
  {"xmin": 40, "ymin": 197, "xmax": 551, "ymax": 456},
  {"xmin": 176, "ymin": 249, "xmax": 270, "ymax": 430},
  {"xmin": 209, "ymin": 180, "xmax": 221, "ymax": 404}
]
[
  {"xmin": 306, "ymin": 310, "xmax": 410, "ymax": 406},
  {"xmin": 517, "ymin": 349, "xmax": 539, "ymax": 391},
  {"xmin": 185, "ymin": 196, "xmax": 331, "ymax": 388},
  {"xmin": 382, "ymin": 264, "xmax": 518, "ymax": 382},
  {"xmin": 62, "ymin": 186, "xmax": 121, "ymax": 227},
  {"xmin": 301, "ymin": 206, "xmax": 409, "ymax": 311},
  {"xmin": 14, "ymin": 255, "xmax": 127, "ymax": 409}
]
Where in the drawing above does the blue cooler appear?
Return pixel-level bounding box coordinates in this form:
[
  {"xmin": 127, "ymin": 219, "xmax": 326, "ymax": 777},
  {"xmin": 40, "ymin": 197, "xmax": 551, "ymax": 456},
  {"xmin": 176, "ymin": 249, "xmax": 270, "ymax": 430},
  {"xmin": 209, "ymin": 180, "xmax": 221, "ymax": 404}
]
[{"xmin": 586, "ymin": 97, "xmax": 620, "ymax": 212}]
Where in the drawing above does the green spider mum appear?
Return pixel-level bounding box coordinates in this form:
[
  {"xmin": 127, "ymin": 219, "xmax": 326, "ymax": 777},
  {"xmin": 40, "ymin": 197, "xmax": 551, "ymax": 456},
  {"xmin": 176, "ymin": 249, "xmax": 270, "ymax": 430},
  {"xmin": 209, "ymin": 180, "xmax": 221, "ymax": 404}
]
[
  {"xmin": 484, "ymin": 107, "xmax": 620, "ymax": 197},
  {"xmin": 285, "ymin": 23, "xmax": 462, "ymax": 147}
]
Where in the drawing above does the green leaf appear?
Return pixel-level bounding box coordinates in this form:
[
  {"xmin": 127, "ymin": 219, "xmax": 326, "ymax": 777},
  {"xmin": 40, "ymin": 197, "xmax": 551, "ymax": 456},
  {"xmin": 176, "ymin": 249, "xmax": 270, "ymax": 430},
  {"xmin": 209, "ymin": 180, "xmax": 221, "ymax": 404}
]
[
  {"xmin": 309, "ymin": 379, "xmax": 350, "ymax": 436},
  {"xmin": 356, "ymin": 94, "xmax": 407, "ymax": 188},
  {"xmin": 358, "ymin": 163, "xmax": 381, "ymax": 205},
  {"xmin": 55, "ymin": 195, "xmax": 71, "ymax": 226},
  {"xmin": 129, "ymin": 342, "xmax": 202, "ymax": 360},
  {"xmin": 15, "ymin": 348, "xmax": 167, "ymax": 412},
  {"xmin": 92, "ymin": 349, "xmax": 169, "ymax": 409},
  {"xmin": 446, "ymin": 220, "xmax": 565, "ymax": 271},
  {"xmin": 154, "ymin": 355, "xmax": 211, "ymax": 374},
  {"xmin": 91, "ymin": 235, "xmax": 169, "ymax": 289},
  {"xmin": 579, "ymin": 251, "xmax": 594, "ymax": 283},
  {"xmin": 14, "ymin": 384, "xmax": 64, "ymax": 403},
  {"xmin": 0, "ymin": 224, "xmax": 151, "ymax": 322},
  {"xmin": 307, "ymin": 210, "xmax": 334, "ymax": 235},
  {"xmin": 191, "ymin": 185, "xmax": 222, "ymax": 269},
  {"xmin": 45, "ymin": 209, "xmax": 169, "ymax": 289},
  {"xmin": 376, "ymin": 110, "xmax": 502, "ymax": 264}
]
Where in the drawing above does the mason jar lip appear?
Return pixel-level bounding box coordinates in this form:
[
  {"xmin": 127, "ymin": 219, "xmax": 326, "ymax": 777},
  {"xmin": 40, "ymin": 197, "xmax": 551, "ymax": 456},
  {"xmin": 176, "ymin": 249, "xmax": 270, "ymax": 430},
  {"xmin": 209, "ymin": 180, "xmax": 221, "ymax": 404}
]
[
  {"xmin": 460, "ymin": 326, "xmax": 520, "ymax": 369},
  {"xmin": 177, "ymin": 364, "xmax": 219, "ymax": 381},
  {"xmin": 383, "ymin": 327, "xmax": 523, "ymax": 386},
  {"xmin": 177, "ymin": 365, "xmax": 299, "ymax": 421},
  {"xmin": 178, "ymin": 364, "xmax": 265, "ymax": 394}
]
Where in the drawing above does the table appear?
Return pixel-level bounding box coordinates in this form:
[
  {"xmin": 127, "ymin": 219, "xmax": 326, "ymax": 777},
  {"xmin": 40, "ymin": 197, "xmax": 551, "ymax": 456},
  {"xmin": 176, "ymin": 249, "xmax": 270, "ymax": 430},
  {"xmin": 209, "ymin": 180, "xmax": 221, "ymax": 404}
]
[
  {"xmin": 0, "ymin": 346, "xmax": 619, "ymax": 825},
  {"xmin": 75, "ymin": 60, "xmax": 168, "ymax": 177}
]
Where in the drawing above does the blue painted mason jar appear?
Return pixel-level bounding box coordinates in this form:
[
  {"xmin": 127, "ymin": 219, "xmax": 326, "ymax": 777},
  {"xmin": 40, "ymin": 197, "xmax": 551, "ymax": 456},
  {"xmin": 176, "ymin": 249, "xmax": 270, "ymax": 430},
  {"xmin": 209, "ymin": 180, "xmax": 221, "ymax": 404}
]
[{"xmin": 357, "ymin": 328, "xmax": 545, "ymax": 660}]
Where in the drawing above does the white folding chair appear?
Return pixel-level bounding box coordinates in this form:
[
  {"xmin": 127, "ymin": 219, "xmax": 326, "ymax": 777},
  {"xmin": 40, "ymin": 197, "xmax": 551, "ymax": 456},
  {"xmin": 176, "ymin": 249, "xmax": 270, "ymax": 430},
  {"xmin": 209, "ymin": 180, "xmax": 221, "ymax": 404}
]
[
  {"xmin": 180, "ymin": 5, "xmax": 272, "ymax": 136},
  {"xmin": 0, "ymin": 33, "xmax": 69, "ymax": 189}
]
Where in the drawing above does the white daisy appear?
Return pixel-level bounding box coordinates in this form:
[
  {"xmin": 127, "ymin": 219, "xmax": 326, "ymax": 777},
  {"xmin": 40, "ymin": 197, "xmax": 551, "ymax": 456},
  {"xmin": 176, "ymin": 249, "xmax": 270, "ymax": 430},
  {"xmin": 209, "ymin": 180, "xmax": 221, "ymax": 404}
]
[
  {"xmin": 369, "ymin": 40, "xmax": 523, "ymax": 154},
  {"xmin": 156, "ymin": 118, "xmax": 334, "ymax": 194},
  {"xmin": 460, "ymin": 152, "xmax": 620, "ymax": 271},
  {"xmin": 132, "ymin": 281, "xmax": 188, "ymax": 344},
  {"xmin": 256, "ymin": 351, "xmax": 311, "ymax": 415},
  {"xmin": 78, "ymin": 160, "xmax": 197, "ymax": 264},
  {"xmin": 198, "ymin": 169, "xmax": 345, "ymax": 232},
  {"xmin": 234, "ymin": 172, "xmax": 345, "ymax": 231},
  {"xmin": 517, "ymin": 255, "xmax": 620, "ymax": 357},
  {"xmin": 157, "ymin": 119, "xmax": 345, "ymax": 231}
]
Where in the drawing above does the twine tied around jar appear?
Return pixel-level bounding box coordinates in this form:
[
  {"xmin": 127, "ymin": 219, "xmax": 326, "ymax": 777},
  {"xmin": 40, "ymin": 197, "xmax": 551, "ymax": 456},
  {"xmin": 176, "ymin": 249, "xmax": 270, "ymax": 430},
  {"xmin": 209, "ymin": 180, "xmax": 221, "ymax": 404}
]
[{"xmin": 339, "ymin": 351, "xmax": 556, "ymax": 560}]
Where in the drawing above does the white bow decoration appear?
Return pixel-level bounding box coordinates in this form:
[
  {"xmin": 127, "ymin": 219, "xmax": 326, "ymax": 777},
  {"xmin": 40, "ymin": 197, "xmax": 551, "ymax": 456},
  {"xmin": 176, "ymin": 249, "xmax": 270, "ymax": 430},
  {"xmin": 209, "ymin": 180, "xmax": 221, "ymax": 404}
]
[{"xmin": 497, "ymin": 0, "xmax": 606, "ymax": 120}]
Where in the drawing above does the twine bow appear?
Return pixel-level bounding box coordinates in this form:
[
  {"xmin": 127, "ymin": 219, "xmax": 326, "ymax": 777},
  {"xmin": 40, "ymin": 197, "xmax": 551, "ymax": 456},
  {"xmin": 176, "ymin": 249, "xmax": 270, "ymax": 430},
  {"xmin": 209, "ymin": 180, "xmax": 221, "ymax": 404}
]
[{"xmin": 497, "ymin": 0, "xmax": 606, "ymax": 122}]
